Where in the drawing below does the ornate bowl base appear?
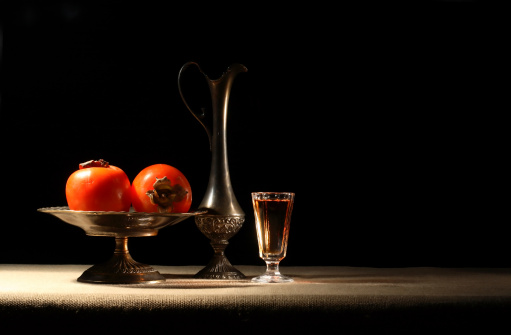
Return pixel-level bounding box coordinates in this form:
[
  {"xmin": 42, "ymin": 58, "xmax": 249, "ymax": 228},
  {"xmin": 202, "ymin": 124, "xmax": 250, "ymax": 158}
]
[
  {"xmin": 38, "ymin": 207, "xmax": 205, "ymax": 284},
  {"xmin": 78, "ymin": 237, "xmax": 165, "ymax": 284}
]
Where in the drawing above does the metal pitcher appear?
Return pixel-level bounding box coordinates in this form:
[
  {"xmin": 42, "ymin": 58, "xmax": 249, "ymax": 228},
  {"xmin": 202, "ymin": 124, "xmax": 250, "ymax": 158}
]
[{"xmin": 178, "ymin": 62, "xmax": 247, "ymax": 279}]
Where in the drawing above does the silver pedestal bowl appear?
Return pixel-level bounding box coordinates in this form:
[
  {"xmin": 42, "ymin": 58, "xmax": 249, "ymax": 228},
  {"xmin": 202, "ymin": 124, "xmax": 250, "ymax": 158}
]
[{"xmin": 38, "ymin": 206, "xmax": 205, "ymax": 284}]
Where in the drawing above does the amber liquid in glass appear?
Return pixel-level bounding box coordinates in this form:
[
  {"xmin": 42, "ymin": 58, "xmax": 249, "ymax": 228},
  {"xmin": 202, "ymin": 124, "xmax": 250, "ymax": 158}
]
[{"xmin": 253, "ymin": 198, "xmax": 293, "ymax": 262}]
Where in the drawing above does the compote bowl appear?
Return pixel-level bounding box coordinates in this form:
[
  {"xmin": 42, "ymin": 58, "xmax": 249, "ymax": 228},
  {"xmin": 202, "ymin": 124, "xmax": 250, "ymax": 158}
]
[{"xmin": 38, "ymin": 206, "xmax": 204, "ymax": 284}]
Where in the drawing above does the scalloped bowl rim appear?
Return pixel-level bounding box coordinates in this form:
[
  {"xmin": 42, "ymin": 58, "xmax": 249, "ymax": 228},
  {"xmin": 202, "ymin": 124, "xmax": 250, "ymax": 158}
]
[{"xmin": 38, "ymin": 206, "xmax": 206, "ymax": 216}]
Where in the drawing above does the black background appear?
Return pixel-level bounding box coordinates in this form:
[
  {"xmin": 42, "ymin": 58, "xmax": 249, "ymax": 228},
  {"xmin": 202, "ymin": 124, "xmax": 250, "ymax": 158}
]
[{"xmin": 0, "ymin": 2, "xmax": 507, "ymax": 268}]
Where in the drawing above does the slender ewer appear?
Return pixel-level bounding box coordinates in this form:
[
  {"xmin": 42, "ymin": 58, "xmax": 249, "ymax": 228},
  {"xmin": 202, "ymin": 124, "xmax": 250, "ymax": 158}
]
[{"xmin": 178, "ymin": 62, "xmax": 247, "ymax": 279}]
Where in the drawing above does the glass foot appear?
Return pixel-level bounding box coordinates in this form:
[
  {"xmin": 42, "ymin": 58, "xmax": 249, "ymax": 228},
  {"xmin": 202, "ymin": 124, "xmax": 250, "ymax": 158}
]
[
  {"xmin": 252, "ymin": 261, "xmax": 293, "ymax": 283},
  {"xmin": 251, "ymin": 274, "xmax": 294, "ymax": 283}
]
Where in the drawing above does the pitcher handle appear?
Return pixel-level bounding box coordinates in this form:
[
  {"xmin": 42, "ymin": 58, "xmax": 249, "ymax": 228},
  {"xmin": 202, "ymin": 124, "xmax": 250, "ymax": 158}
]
[{"xmin": 178, "ymin": 61, "xmax": 213, "ymax": 150}]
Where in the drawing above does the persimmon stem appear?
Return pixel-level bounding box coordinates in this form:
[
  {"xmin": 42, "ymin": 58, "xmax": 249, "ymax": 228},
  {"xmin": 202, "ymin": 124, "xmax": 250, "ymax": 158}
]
[
  {"xmin": 79, "ymin": 159, "xmax": 109, "ymax": 169},
  {"xmin": 145, "ymin": 176, "xmax": 188, "ymax": 213}
]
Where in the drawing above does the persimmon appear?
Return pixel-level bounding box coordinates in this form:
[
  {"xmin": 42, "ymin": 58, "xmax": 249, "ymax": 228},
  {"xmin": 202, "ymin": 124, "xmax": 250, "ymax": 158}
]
[
  {"xmin": 66, "ymin": 159, "xmax": 131, "ymax": 212},
  {"xmin": 131, "ymin": 164, "xmax": 192, "ymax": 213}
]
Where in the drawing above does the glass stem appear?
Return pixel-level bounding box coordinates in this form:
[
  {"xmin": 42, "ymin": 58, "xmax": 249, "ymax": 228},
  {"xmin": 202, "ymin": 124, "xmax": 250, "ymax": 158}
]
[{"xmin": 265, "ymin": 261, "xmax": 281, "ymax": 276}]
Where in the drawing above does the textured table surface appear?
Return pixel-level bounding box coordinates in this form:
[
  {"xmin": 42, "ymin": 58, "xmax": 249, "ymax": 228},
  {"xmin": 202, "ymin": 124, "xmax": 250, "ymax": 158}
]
[{"xmin": 2, "ymin": 265, "xmax": 511, "ymax": 334}]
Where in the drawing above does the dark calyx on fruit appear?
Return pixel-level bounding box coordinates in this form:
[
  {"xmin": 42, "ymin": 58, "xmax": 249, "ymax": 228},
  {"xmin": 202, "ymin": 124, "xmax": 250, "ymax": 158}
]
[
  {"xmin": 79, "ymin": 159, "xmax": 110, "ymax": 169},
  {"xmin": 146, "ymin": 176, "xmax": 188, "ymax": 213}
]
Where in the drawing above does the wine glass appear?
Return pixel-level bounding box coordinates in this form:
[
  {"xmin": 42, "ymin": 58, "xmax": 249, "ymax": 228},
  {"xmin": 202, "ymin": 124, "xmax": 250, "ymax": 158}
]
[{"xmin": 251, "ymin": 192, "xmax": 295, "ymax": 283}]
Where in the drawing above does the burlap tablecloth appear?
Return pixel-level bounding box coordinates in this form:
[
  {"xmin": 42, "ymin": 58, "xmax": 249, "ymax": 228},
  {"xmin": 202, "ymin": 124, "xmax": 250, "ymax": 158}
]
[{"xmin": 2, "ymin": 265, "xmax": 511, "ymax": 334}]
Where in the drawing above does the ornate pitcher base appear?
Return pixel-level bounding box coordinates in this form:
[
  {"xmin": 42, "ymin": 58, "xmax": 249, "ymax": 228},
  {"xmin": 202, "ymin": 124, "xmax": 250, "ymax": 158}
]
[
  {"xmin": 194, "ymin": 214, "xmax": 245, "ymax": 280},
  {"xmin": 194, "ymin": 254, "xmax": 245, "ymax": 279}
]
